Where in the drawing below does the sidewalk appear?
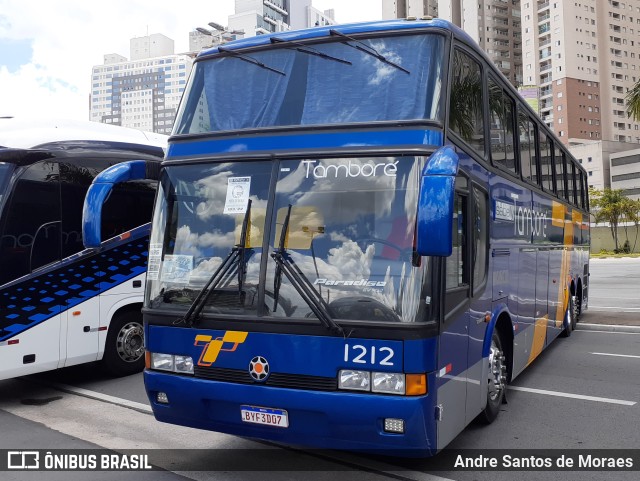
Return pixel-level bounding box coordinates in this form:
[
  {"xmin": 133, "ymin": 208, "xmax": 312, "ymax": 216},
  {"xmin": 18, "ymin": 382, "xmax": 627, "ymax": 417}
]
[{"xmin": 579, "ymin": 309, "xmax": 640, "ymax": 327}]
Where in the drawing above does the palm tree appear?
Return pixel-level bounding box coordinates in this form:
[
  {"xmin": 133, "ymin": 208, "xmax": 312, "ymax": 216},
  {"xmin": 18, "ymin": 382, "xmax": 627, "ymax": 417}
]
[{"xmin": 627, "ymin": 81, "xmax": 640, "ymax": 121}]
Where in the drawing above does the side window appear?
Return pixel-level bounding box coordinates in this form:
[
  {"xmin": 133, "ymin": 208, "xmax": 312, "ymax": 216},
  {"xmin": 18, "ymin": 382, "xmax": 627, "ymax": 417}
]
[
  {"xmin": 519, "ymin": 111, "xmax": 531, "ymax": 181},
  {"xmin": 489, "ymin": 77, "xmax": 517, "ymax": 174},
  {"xmin": 449, "ymin": 49, "xmax": 485, "ymax": 156},
  {"xmin": 445, "ymin": 175, "xmax": 470, "ymax": 317},
  {"xmin": 0, "ymin": 161, "xmax": 61, "ymax": 285},
  {"xmin": 584, "ymin": 174, "xmax": 590, "ymax": 211},
  {"xmin": 472, "ymin": 186, "xmax": 488, "ymax": 294},
  {"xmin": 504, "ymin": 97, "xmax": 516, "ymax": 173},
  {"xmin": 555, "ymin": 146, "xmax": 566, "ymax": 200},
  {"xmin": 577, "ymin": 169, "xmax": 585, "ymax": 210},
  {"xmin": 527, "ymin": 119, "xmax": 539, "ymax": 186},
  {"xmin": 446, "ymin": 192, "xmax": 468, "ymax": 290},
  {"xmin": 539, "ymin": 132, "xmax": 554, "ymax": 192},
  {"xmin": 568, "ymin": 161, "xmax": 577, "ymax": 206},
  {"xmin": 518, "ymin": 110, "xmax": 539, "ymax": 185}
]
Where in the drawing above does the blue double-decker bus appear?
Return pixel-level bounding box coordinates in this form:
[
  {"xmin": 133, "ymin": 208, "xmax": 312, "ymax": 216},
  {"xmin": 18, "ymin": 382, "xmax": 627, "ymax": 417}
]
[{"xmin": 85, "ymin": 18, "xmax": 589, "ymax": 455}]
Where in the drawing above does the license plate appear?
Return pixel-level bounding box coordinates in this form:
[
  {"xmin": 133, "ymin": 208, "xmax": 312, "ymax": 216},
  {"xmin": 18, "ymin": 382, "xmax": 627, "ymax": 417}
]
[{"xmin": 240, "ymin": 405, "xmax": 289, "ymax": 428}]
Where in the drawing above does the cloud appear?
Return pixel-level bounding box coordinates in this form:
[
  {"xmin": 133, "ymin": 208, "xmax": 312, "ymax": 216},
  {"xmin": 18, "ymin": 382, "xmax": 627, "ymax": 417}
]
[{"xmin": 0, "ymin": 0, "xmax": 236, "ymax": 119}]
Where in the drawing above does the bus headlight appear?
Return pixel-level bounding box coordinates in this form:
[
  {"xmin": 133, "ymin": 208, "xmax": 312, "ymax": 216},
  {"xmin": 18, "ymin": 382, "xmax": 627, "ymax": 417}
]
[
  {"xmin": 174, "ymin": 355, "xmax": 194, "ymax": 374},
  {"xmin": 372, "ymin": 372, "xmax": 405, "ymax": 395},
  {"xmin": 339, "ymin": 370, "xmax": 370, "ymax": 391},
  {"xmin": 151, "ymin": 353, "xmax": 174, "ymax": 371},
  {"xmin": 149, "ymin": 352, "xmax": 194, "ymax": 375}
]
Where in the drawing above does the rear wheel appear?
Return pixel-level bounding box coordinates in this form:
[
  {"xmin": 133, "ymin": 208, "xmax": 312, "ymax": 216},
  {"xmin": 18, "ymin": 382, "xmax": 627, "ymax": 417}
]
[
  {"xmin": 479, "ymin": 331, "xmax": 507, "ymax": 424},
  {"xmin": 573, "ymin": 293, "xmax": 581, "ymax": 323},
  {"xmin": 560, "ymin": 295, "xmax": 575, "ymax": 338},
  {"xmin": 101, "ymin": 311, "xmax": 145, "ymax": 377}
]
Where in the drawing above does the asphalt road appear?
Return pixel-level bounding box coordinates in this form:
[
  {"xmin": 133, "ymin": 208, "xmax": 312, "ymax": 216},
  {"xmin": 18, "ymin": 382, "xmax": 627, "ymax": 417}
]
[
  {"xmin": 582, "ymin": 257, "xmax": 640, "ymax": 325},
  {"xmin": 1, "ymin": 259, "xmax": 639, "ymax": 481}
]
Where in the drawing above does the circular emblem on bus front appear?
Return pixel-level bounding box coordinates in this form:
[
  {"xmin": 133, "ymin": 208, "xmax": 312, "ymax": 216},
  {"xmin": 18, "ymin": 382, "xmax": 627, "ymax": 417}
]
[{"xmin": 249, "ymin": 356, "xmax": 270, "ymax": 382}]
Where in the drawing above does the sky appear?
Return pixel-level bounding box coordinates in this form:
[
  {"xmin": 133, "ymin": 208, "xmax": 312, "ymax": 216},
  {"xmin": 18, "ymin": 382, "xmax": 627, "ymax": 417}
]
[{"xmin": 0, "ymin": 0, "xmax": 382, "ymax": 121}]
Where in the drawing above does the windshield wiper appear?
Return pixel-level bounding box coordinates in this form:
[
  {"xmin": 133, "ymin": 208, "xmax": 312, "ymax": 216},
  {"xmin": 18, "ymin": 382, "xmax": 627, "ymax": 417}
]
[
  {"xmin": 217, "ymin": 46, "xmax": 287, "ymax": 76},
  {"xmin": 178, "ymin": 200, "xmax": 253, "ymax": 327},
  {"xmin": 329, "ymin": 29, "xmax": 410, "ymax": 74},
  {"xmin": 270, "ymin": 37, "xmax": 352, "ymax": 65},
  {"xmin": 271, "ymin": 205, "xmax": 344, "ymax": 336}
]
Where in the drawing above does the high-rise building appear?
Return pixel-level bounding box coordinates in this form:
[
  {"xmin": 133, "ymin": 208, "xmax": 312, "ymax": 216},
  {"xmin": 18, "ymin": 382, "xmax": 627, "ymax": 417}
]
[
  {"xmin": 227, "ymin": 0, "xmax": 336, "ymax": 38},
  {"xmin": 228, "ymin": 0, "xmax": 291, "ymax": 37},
  {"xmin": 90, "ymin": 34, "xmax": 193, "ymax": 135},
  {"xmin": 289, "ymin": 0, "xmax": 336, "ymax": 30},
  {"xmin": 382, "ymin": 0, "xmax": 439, "ymax": 19},
  {"xmin": 382, "ymin": 0, "xmax": 523, "ymax": 88},
  {"xmin": 520, "ymin": 0, "xmax": 640, "ymax": 191}
]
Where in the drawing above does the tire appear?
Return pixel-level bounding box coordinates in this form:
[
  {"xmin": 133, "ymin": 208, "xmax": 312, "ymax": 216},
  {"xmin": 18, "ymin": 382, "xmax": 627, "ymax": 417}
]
[
  {"xmin": 479, "ymin": 331, "xmax": 507, "ymax": 424},
  {"xmin": 101, "ymin": 310, "xmax": 145, "ymax": 377},
  {"xmin": 573, "ymin": 293, "xmax": 581, "ymax": 323},
  {"xmin": 560, "ymin": 295, "xmax": 574, "ymax": 338}
]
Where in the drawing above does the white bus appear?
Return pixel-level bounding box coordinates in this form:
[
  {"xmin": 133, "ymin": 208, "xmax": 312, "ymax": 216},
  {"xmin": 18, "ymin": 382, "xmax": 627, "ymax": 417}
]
[{"xmin": 0, "ymin": 118, "xmax": 165, "ymax": 379}]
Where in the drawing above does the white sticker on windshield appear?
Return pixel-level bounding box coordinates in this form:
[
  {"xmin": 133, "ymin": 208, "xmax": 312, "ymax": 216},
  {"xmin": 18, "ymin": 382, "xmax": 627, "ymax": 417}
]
[
  {"xmin": 161, "ymin": 255, "xmax": 193, "ymax": 284},
  {"xmin": 147, "ymin": 243, "xmax": 162, "ymax": 281},
  {"xmin": 223, "ymin": 176, "xmax": 251, "ymax": 215}
]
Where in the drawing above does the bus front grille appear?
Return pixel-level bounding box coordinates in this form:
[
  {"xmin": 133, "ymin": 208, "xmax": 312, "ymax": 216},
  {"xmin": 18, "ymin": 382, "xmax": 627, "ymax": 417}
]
[{"xmin": 193, "ymin": 366, "xmax": 338, "ymax": 391}]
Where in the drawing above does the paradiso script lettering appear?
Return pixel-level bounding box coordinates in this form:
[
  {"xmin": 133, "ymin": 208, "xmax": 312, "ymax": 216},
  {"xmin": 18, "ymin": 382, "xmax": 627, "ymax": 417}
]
[
  {"xmin": 302, "ymin": 160, "xmax": 398, "ymax": 179},
  {"xmin": 495, "ymin": 199, "xmax": 549, "ymax": 238}
]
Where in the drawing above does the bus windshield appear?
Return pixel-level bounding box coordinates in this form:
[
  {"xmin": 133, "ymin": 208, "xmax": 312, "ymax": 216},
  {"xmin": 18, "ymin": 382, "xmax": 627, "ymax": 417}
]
[
  {"xmin": 174, "ymin": 33, "xmax": 445, "ymax": 134},
  {"xmin": 146, "ymin": 156, "xmax": 431, "ymax": 324}
]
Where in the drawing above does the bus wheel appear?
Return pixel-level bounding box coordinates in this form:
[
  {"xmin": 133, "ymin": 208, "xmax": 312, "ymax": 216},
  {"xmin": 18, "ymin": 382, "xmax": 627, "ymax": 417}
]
[
  {"xmin": 102, "ymin": 311, "xmax": 145, "ymax": 376},
  {"xmin": 480, "ymin": 331, "xmax": 507, "ymax": 424},
  {"xmin": 573, "ymin": 294, "xmax": 581, "ymax": 323},
  {"xmin": 560, "ymin": 296, "xmax": 575, "ymax": 337}
]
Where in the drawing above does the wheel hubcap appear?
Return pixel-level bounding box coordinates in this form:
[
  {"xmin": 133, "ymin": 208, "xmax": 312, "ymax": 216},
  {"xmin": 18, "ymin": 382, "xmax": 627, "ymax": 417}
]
[
  {"xmin": 116, "ymin": 322, "xmax": 144, "ymax": 363},
  {"xmin": 488, "ymin": 340, "xmax": 507, "ymax": 402}
]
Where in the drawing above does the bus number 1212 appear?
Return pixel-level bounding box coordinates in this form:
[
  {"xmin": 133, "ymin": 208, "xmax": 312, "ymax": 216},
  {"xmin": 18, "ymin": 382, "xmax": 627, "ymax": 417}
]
[{"xmin": 344, "ymin": 344, "xmax": 395, "ymax": 366}]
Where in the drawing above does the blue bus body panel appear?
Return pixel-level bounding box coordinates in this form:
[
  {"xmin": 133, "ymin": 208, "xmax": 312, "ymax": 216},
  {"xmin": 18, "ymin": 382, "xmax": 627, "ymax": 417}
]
[
  {"xmin": 199, "ymin": 19, "xmax": 475, "ymax": 57},
  {"xmin": 0, "ymin": 225, "xmax": 150, "ymax": 342},
  {"xmin": 167, "ymin": 129, "xmax": 443, "ymax": 159},
  {"xmin": 145, "ymin": 324, "xmax": 439, "ymax": 454}
]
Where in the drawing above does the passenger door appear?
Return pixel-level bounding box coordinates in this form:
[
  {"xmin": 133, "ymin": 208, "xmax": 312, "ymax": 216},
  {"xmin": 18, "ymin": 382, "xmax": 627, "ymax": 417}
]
[
  {"xmin": 466, "ymin": 184, "xmax": 491, "ymax": 423},
  {"xmin": 437, "ymin": 176, "xmax": 470, "ymax": 449}
]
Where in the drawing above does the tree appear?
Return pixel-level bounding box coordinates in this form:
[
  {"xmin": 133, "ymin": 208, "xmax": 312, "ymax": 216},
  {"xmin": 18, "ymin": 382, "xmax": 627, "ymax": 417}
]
[
  {"xmin": 589, "ymin": 187, "xmax": 633, "ymax": 251},
  {"xmin": 627, "ymin": 80, "xmax": 640, "ymax": 121}
]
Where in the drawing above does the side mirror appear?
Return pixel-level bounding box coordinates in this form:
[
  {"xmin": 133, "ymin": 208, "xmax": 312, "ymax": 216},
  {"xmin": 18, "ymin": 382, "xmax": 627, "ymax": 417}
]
[
  {"xmin": 415, "ymin": 146, "xmax": 459, "ymax": 257},
  {"xmin": 82, "ymin": 160, "xmax": 159, "ymax": 248}
]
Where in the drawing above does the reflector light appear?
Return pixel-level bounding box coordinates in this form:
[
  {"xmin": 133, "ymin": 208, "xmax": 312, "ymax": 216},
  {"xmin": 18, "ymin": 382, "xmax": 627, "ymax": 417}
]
[
  {"xmin": 8, "ymin": 339, "xmax": 19, "ymax": 345},
  {"xmin": 157, "ymin": 392, "xmax": 169, "ymax": 404},
  {"xmin": 384, "ymin": 418, "xmax": 405, "ymax": 433}
]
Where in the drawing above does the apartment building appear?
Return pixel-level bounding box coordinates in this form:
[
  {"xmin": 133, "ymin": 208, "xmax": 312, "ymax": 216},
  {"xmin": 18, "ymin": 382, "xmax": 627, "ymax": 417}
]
[
  {"xmin": 226, "ymin": 0, "xmax": 335, "ymax": 38},
  {"xmin": 382, "ymin": 0, "xmax": 523, "ymax": 87},
  {"xmin": 521, "ymin": 0, "xmax": 640, "ymax": 144},
  {"xmin": 382, "ymin": 0, "xmax": 439, "ymax": 19},
  {"xmin": 90, "ymin": 34, "xmax": 193, "ymax": 135}
]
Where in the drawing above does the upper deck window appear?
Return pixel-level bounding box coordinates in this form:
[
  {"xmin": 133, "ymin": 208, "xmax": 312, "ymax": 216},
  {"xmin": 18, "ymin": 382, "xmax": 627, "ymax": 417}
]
[
  {"xmin": 174, "ymin": 33, "xmax": 445, "ymax": 134},
  {"xmin": 449, "ymin": 49, "xmax": 485, "ymax": 156}
]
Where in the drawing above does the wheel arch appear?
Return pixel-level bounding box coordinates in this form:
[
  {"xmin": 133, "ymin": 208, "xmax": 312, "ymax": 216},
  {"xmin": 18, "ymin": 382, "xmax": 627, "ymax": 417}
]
[{"xmin": 483, "ymin": 305, "xmax": 514, "ymax": 382}]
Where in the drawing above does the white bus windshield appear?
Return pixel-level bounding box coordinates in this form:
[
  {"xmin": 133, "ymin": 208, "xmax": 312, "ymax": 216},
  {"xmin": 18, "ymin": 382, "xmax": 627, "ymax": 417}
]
[
  {"xmin": 174, "ymin": 33, "xmax": 445, "ymax": 134},
  {"xmin": 146, "ymin": 156, "xmax": 431, "ymax": 324}
]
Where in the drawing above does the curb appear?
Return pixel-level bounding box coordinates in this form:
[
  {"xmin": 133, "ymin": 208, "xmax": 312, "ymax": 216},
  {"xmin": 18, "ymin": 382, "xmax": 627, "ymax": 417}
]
[{"xmin": 576, "ymin": 323, "xmax": 640, "ymax": 333}]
